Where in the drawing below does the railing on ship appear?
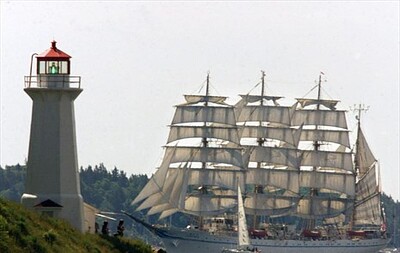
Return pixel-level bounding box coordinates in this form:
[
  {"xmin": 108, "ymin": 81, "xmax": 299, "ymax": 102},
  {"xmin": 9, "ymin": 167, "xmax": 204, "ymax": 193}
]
[{"xmin": 24, "ymin": 75, "xmax": 81, "ymax": 89}]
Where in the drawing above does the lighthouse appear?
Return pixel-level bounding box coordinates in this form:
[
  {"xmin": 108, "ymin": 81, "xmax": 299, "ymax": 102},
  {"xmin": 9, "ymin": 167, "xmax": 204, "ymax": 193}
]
[{"xmin": 21, "ymin": 41, "xmax": 84, "ymax": 232}]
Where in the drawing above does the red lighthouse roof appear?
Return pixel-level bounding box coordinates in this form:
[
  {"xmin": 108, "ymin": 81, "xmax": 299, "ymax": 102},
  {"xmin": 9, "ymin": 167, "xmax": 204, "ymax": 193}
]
[{"xmin": 37, "ymin": 40, "xmax": 71, "ymax": 60}]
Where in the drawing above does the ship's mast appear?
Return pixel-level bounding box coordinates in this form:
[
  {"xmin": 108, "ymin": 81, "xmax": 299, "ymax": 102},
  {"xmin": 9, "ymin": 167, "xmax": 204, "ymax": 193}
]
[
  {"xmin": 349, "ymin": 103, "xmax": 369, "ymax": 230},
  {"xmin": 308, "ymin": 73, "xmax": 323, "ymax": 229},
  {"xmin": 205, "ymin": 72, "xmax": 210, "ymax": 105},
  {"xmin": 202, "ymin": 72, "xmax": 210, "ymax": 147},
  {"xmin": 352, "ymin": 104, "xmax": 368, "ymax": 175},
  {"xmin": 253, "ymin": 71, "xmax": 266, "ymax": 228},
  {"xmin": 199, "ymin": 72, "xmax": 210, "ymax": 228},
  {"xmin": 202, "ymin": 72, "xmax": 210, "ymax": 161},
  {"xmin": 257, "ymin": 70, "xmax": 266, "ymax": 146},
  {"xmin": 260, "ymin": 71, "xmax": 265, "ymax": 105},
  {"xmin": 394, "ymin": 205, "xmax": 398, "ymax": 248},
  {"xmin": 256, "ymin": 71, "xmax": 266, "ymax": 156}
]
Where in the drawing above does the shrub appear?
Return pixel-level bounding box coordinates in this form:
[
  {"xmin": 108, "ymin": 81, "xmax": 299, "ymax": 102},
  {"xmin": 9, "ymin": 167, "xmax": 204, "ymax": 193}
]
[
  {"xmin": 43, "ymin": 229, "xmax": 57, "ymax": 245},
  {"xmin": 27, "ymin": 235, "xmax": 47, "ymax": 253}
]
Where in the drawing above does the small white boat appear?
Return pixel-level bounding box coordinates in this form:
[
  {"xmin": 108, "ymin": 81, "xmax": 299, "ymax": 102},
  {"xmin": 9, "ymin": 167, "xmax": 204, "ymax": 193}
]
[
  {"xmin": 222, "ymin": 186, "xmax": 261, "ymax": 253},
  {"xmin": 379, "ymin": 248, "xmax": 398, "ymax": 253}
]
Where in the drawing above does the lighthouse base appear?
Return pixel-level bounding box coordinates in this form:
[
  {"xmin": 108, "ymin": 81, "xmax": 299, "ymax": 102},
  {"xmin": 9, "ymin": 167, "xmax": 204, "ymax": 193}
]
[{"xmin": 21, "ymin": 193, "xmax": 85, "ymax": 232}]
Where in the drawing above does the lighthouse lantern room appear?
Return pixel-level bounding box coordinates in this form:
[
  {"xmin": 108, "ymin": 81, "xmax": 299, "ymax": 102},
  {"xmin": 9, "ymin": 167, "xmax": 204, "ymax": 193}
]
[
  {"xmin": 37, "ymin": 40, "xmax": 71, "ymax": 74},
  {"xmin": 25, "ymin": 41, "xmax": 81, "ymax": 89}
]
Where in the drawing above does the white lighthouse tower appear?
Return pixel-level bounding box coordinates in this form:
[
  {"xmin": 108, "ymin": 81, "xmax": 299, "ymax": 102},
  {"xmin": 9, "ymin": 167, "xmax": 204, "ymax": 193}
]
[{"xmin": 21, "ymin": 41, "xmax": 84, "ymax": 232}]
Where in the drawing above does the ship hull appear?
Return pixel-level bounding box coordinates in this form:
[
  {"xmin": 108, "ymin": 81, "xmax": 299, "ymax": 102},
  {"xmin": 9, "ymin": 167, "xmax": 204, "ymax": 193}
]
[{"xmin": 156, "ymin": 228, "xmax": 389, "ymax": 253}]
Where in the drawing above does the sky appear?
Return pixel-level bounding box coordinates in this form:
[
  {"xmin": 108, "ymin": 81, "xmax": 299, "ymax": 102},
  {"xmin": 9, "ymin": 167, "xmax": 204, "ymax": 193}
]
[{"xmin": 0, "ymin": 1, "xmax": 399, "ymax": 200}]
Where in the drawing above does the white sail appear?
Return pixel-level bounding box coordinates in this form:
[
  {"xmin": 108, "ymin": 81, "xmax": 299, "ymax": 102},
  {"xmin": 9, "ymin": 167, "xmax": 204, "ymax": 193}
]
[
  {"xmin": 296, "ymin": 98, "xmax": 339, "ymax": 110},
  {"xmin": 148, "ymin": 195, "xmax": 237, "ymax": 217},
  {"xmin": 299, "ymin": 128, "xmax": 350, "ymax": 147},
  {"xmin": 184, "ymin": 168, "xmax": 245, "ymax": 190},
  {"xmin": 184, "ymin": 95, "xmax": 228, "ymax": 105},
  {"xmin": 292, "ymin": 109, "xmax": 348, "ymax": 129},
  {"xmin": 296, "ymin": 197, "xmax": 352, "ymax": 219},
  {"xmin": 133, "ymin": 78, "xmax": 248, "ymax": 219},
  {"xmin": 234, "ymin": 95, "xmax": 284, "ymax": 116},
  {"xmin": 138, "ymin": 152, "xmax": 244, "ymax": 217},
  {"xmin": 300, "ymin": 170, "xmax": 355, "ymax": 196},
  {"xmin": 244, "ymin": 193, "xmax": 298, "ymax": 216},
  {"xmin": 131, "ymin": 146, "xmax": 177, "ymax": 205},
  {"xmin": 168, "ymin": 125, "xmax": 240, "ymax": 145},
  {"xmin": 235, "ymin": 85, "xmax": 301, "ymax": 221},
  {"xmin": 353, "ymin": 193, "xmax": 382, "ymax": 226},
  {"xmin": 246, "ymin": 168, "xmax": 299, "ymax": 193},
  {"xmin": 300, "ymin": 149, "xmax": 354, "ymax": 172},
  {"xmin": 356, "ymin": 127, "xmax": 377, "ymax": 178},
  {"xmin": 237, "ymin": 186, "xmax": 251, "ymax": 249},
  {"xmin": 247, "ymin": 146, "xmax": 300, "ymax": 168},
  {"xmin": 137, "ymin": 193, "xmax": 167, "ymax": 211},
  {"xmin": 246, "ymin": 140, "xmax": 353, "ymax": 173},
  {"xmin": 137, "ymin": 164, "xmax": 184, "ymax": 211},
  {"xmin": 172, "ymin": 106, "xmax": 236, "ymax": 126},
  {"xmin": 239, "ymin": 94, "xmax": 284, "ymax": 104},
  {"xmin": 239, "ymin": 126, "xmax": 302, "ymax": 147},
  {"xmin": 291, "ymin": 87, "xmax": 356, "ymax": 225},
  {"xmin": 324, "ymin": 213, "xmax": 346, "ymax": 225},
  {"xmin": 353, "ymin": 165, "xmax": 381, "ymax": 226},
  {"xmin": 145, "ymin": 164, "xmax": 190, "ymax": 218},
  {"xmin": 356, "ymin": 164, "xmax": 378, "ymax": 201},
  {"xmin": 167, "ymin": 146, "xmax": 243, "ymax": 168},
  {"xmin": 184, "ymin": 195, "xmax": 237, "ymax": 214},
  {"xmin": 236, "ymin": 105, "xmax": 292, "ymax": 126},
  {"xmin": 353, "ymin": 123, "xmax": 382, "ymax": 227}
]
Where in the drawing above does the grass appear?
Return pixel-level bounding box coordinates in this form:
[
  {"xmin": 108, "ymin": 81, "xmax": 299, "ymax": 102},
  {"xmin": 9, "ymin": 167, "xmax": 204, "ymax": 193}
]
[{"xmin": 0, "ymin": 197, "xmax": 152, "ymax": 253}]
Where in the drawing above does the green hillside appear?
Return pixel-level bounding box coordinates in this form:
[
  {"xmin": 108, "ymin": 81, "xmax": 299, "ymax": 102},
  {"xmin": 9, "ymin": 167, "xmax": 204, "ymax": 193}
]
[{"xmin": 0, "ymin": 197, "xmax": 152, "ymax": 253}]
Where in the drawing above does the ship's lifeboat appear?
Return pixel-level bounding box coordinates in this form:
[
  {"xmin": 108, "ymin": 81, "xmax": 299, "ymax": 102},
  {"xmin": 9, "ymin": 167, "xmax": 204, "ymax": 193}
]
[
  {"xmin": 302, "ymin": 229, "xmax": 321, "ymax": 239},
  {"xmin": 347, "ymin": 230, "xmax": 366, "ymax": 239},
  {"xmin": 248, "ymin": 229, "xmax": 267, "ymax": 239}
]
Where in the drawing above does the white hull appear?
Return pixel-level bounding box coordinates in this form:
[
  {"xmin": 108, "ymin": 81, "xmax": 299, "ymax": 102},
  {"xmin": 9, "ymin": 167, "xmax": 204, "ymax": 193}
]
[
  {"xmin": 156, "ymin": 228, "xmax": 389, "ymax": 253},
  {"xmin": 221, "ymin": 250, "xmax": 254, "ymax": 253}
]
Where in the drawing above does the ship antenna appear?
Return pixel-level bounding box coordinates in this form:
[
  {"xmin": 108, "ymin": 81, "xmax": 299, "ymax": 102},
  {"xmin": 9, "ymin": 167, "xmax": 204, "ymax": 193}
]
[
  {"xmin": 205, "ymin": 71, "xmax": 210, "ymax": 105},
  {"xmin": 261, "ymin": 70, "xmax": 266, "ymax": 106},
  {"xmin": 351, "ymin": 104, "xmax": 369, "ymax": 127},
  {"xmin": 316, "ymin": 72, "xmax": 323, "ymax": 108}
]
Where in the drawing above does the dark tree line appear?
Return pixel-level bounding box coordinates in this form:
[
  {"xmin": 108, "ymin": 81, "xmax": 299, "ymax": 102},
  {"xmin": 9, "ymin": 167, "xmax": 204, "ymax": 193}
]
[
  {"xmin": 0, "ymin": 163, "xmax": 148, "ymax": 214},
  {"xmin": 79, "ymin": 163, "xmax": 148, "ymax": 214},
  {"xmin": 0, "ymin": 164, "xmax": 25, "ymax": 202}
]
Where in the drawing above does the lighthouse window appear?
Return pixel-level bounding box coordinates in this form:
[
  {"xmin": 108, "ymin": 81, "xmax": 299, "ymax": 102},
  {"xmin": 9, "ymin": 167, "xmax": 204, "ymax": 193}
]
[
  {"xmin": 49, "ymin": 61, "xmax": 59, "ymax": 74},
  {"xmin": 39, "ymin": 61, "xmax": 46, "ymax": 74},
  {"xmin": 38, "ymin": 60, "xmax": 70, "ymax": 74},
  {"xmin": 60, "ymin": 61, "xmax": 68, "ymax": 74}
]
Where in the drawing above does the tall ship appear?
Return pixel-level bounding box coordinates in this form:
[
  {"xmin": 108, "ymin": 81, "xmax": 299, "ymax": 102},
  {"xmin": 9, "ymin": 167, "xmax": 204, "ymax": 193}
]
[{"xmin": 128, "ymin": 72, "xmax": 389, "ymax": 253}]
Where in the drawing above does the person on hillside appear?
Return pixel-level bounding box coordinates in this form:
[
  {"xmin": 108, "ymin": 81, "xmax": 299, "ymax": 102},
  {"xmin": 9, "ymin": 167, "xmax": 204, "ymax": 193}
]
[
  {"xmin": 115, "ymin": 219, "xmax": 125, "ymax": 237},
  {"xmin": 101, "ymin": 220, "xmax": 109, "ymax": 235},
  {"xmin": 95, "ymin": 222, "xmax": 99, "ymax": 234}
]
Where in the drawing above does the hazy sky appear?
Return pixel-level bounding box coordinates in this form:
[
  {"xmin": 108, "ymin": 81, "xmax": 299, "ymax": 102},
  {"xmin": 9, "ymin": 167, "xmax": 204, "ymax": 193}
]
[{"xmin": 1, "ymin": 1, "xmax": 399, "ymax": 200}]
